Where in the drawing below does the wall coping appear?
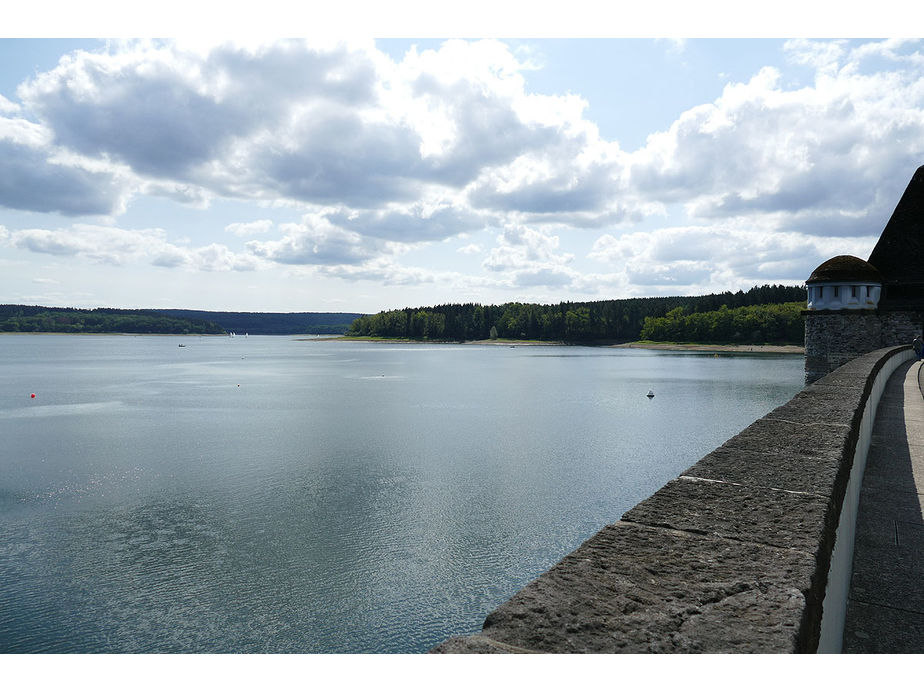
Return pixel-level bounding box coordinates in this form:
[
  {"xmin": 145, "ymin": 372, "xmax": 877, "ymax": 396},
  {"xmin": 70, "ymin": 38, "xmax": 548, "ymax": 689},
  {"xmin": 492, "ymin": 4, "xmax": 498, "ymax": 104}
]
[{"xmin": 432, "ymin": 345, "xmax": 914, "ymax": 653}]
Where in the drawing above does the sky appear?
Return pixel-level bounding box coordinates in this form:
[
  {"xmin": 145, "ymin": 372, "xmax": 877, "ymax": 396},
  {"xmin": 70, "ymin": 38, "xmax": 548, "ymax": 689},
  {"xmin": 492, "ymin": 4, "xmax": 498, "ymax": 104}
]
[{"xmin": 2, "ymin": 9, "xmax": 923, "ymax": 314}]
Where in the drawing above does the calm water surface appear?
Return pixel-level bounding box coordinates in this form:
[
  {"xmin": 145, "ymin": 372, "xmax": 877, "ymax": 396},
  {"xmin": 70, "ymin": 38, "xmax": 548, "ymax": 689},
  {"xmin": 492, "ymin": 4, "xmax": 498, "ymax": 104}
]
[{"xmin": 0, "ymin": 335, "xmax": 804, "ymax": 653}]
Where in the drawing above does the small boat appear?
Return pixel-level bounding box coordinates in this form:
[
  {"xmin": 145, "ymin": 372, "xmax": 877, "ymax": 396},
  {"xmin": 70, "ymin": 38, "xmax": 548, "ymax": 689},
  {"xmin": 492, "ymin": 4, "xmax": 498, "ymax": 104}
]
[
  {"xmin": 646, "ymin": 390, "xmax": 654, "ymax": 398},
  {"xmin": 178, "ymin": 344, "xmax": 186, "ymax": 348}
]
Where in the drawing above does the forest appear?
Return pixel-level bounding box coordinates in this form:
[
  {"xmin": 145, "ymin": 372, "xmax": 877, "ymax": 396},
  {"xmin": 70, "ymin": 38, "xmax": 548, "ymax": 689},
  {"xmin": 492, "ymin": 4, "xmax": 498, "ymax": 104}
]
[
  {"xmin": 0, "ymin": 305, "xmax": 225, "ymax": 334},
  {"xmin": 0, "ymin": 306, "xmax": 364, "ymax": 335},
  {"xmin": 152, "ymin": 309, "xmax": 363, "ymax": 335},
  {"xmin": 638, "ymin": 302, "xmax": 805, "ymax": 344},
  {"xmin": 345, "ymin": 284, "xmax": 807, "ymax": 344}
]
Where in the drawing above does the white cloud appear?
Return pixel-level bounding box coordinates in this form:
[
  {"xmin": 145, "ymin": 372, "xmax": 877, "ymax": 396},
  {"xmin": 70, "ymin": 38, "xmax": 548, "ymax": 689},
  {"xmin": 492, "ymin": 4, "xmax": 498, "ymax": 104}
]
[
  {"xmin": 783, "ymin": 38, "xmax": 848, "ymax": 73},
  {"xmin": 508, "ymin": 266, "xmax": 575, "ymax": 288},
  {"xmin": 140, "ymin": 180, "xmax": 212, "ymax": 208},
  {"xmin": 18, "ymin": 40, "xmax": 378, "ymax": 181},
  {"xmin": 628, "ymin": 41, "xmax": 924, "ymax": 237},
  {"xmin": 4, "ymin": 223, "xmax": 259, "ymax": 271},
  {"xmin": 246, "ymin": 215, "xmax": 384, "ymax": 265},
  {"xmin": 11, "ymin": 39, "xmax": 637, "ymax": 229},
  {"xmin": 479, "ymin": 223, "xmax": 583, "ymax": 289},
  {"xmin": 3, "ymin": 38, "xmax": 924, "ymax": 310},
  {"xmin": 0, "ymin": 94, "xmax": 19, "ymax": 113},
  {"xmin": 188, "ymin": 243, "xmax": 260, "ymax": 272},
  {"xmin": 325, "ymin": 201, "xmax": 486, "ymax": 243},
  {"xmin": 466, "ymin": 146, "xmax": 628, "ymax": 220},
  {"xmin": 482, "ymin": 224, "xmax": 573, "ymax": 273},
  {"xmin": 11, "ymin": 38, "xmax": 924, "ymax": 249},
  {"xmin": 0, "ymin": 114, "xmax": 126, "ymax": 216},
  {"xmin": 590, "ymin": 224, "xmax": 879, "ymax": 291},
  {"xmin": 225, "ymin": 219, "xmax": 274, "ymax": 236},
  {"xmin": 317, "ymin": 258, "xmax": 439, "ymax": 285}
]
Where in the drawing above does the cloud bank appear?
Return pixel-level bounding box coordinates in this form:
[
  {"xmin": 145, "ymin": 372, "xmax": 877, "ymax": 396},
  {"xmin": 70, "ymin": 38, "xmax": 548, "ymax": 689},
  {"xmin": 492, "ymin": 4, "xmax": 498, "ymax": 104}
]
[{"xmin": 2, "ymin": 38, "xmax": 923, "ymax": 306}]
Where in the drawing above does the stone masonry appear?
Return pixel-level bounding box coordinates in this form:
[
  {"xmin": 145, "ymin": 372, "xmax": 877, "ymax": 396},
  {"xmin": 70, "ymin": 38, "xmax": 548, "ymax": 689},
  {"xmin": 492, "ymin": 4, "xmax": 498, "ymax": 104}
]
[
  {"xmin": 805, "ymin": 310, "xmax": 924, "ymax": 383},
  {"xmin": 431, "ymin": 346, "xmax": 910, "ymax": 653}
]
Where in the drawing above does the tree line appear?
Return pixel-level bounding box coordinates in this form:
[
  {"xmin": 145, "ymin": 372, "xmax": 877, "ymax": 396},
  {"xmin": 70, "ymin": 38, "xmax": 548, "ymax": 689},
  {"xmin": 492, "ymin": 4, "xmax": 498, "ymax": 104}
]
[
  {"xmin": 152, "ymin": 309, "xmax": 363, "ymax": 334},
  {"xmin": 0, "ymin": 305, "xmax": 225, "ymax": 334},
  {"xmin": 346, "ymin": 284, "xmax": 807, "ymax": 344},
  {"xmin": 638, "ymin": 302, "xmax": 805, "ymax": 344}
]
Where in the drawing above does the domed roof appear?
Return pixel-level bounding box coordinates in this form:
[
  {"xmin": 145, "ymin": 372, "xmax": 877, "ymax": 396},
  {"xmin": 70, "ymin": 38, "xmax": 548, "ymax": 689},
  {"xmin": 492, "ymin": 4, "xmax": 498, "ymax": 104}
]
[{"xmin": 807, "ymin": 255, "xmax": 883, "ymax": 283}]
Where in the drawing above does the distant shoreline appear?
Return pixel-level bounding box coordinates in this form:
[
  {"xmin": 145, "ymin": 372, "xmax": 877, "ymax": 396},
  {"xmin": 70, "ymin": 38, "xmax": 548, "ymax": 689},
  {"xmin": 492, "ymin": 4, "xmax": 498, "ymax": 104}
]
[
  {"xmin": 0, "ymin": 331, "xmax": 226, "ymax": 337},
  {"xmin": 327, "ymin": 336, "xmax": 805, "ymax": 353},
  {"xmin": 609, "ymin": 342, "xmax": 805, "ymax": 354},
  {"xmin": 0, "ymin": 333, "xmax": 805, "ymax": 353}
]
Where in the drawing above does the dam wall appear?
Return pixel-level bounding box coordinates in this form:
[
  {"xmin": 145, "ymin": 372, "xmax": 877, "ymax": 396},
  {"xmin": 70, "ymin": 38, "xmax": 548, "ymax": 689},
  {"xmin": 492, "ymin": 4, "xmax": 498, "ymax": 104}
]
[
  {"xmin": 432, "ymin": 345, "xmax": 915, "ymax": 653},
  {"xmin": 804, "ymin": 309, "xmax": 924, "ymax": 383}
]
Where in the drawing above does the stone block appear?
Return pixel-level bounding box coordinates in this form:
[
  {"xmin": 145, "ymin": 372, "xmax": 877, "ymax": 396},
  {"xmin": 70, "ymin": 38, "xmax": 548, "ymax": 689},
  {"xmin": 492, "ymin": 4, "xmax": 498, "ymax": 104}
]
[
  {"xmin": 681, "ymin": 414, "xmax": 854, "ymax": 499},
  {"xmin": 809, "ymin": 346, "xmax": 907, "ymax": 387},
  {"xmin": 474, "ymin": 522, "xmax": 816, "ymax": 653},
  {"xmin": 621, "ymin": 477, "xmax": 831, "ymax": 554},
  {"xmin": 431, "ymin": 342, "xmax": 913, "ymax": 655},
  {"xmin": 767, "ymin": 387, "xmax": 866, "ymax": 430},
  {"xmin": 719, "ymin": 416, "xmax": 854, "ymax": 467},
  {"xmin": 683, "ymin": 445, "xmax": 841, "ymax": 496}
]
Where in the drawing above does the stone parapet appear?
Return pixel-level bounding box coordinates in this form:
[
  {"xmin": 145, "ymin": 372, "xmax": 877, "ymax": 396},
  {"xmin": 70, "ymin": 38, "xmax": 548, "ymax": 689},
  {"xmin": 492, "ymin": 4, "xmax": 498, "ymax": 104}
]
[
  {"xmin": 804, "ymin": 311, "xmax": 883, "ymax": 383},
  {"xmin": 804, "ymin": 310, "xmax": 922, "ymax": 383},
  {"xmin": 431, "ymin": 346, "xmax": 913, "ymax": 654}
]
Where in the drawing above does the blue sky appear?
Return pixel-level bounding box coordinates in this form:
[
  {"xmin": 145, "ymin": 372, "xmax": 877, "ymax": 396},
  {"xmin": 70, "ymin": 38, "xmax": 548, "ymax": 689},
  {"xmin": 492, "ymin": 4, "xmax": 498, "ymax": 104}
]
[{"xmin": 1, "ymin": 19, "xmax": 922, "ymax": 313}]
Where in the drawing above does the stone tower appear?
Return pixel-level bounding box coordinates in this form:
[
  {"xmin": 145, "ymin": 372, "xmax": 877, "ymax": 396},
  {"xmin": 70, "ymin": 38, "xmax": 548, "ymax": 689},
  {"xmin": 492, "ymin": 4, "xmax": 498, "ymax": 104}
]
[{"xmin": 804, "ymin": 166, "xmax": 924, "ymax": 383}]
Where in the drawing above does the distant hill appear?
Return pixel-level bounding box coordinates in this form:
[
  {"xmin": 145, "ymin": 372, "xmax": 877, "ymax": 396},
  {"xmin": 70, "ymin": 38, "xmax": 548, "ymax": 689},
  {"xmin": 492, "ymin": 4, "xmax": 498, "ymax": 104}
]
[
  {"xmin": 0, "ymin": 305, "xmax": 225, "ymax": 334},
  {"xmin": 151, "ymin": 309, "xmax": 364, "ymax": 335},
  {"xmin": 0, "ymin": 305, "xmax": 364, "ymax": 335}
]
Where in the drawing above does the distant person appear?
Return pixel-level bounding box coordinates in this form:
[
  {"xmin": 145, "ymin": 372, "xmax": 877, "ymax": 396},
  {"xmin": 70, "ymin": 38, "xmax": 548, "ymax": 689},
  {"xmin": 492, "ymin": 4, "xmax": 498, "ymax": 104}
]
[{"xmin": 914, "ymin": 335, "xmax": 923, "ymax": 360}]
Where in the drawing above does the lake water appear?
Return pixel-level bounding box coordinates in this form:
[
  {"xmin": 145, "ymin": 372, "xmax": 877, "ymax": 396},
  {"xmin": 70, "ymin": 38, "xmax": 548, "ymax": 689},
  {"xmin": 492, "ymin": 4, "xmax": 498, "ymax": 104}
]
[{"xmin": 0, "ymin": 335, "xmax": 804, "ymax": 653}]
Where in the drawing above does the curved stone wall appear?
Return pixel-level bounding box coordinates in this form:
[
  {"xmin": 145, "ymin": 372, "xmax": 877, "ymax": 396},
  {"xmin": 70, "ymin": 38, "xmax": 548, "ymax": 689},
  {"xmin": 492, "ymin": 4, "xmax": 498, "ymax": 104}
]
[
  {"xmin": 432, "ymin": 345, "xmax": 914, "ymax": 654},
  {"xmin": 805, "ymin": 310, "xmax": 924, "ymax": 383},
  {"xmin": 804, "ymin": 312, "xmax": 885, "ymax": 383}
]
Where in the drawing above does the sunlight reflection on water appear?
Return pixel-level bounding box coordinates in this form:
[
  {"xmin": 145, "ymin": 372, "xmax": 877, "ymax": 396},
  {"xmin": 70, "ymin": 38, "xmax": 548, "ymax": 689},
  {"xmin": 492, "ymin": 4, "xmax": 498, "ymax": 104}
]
[{"xmin": 0, "ymin": 335, "xmax": 804, "ymax": 653}]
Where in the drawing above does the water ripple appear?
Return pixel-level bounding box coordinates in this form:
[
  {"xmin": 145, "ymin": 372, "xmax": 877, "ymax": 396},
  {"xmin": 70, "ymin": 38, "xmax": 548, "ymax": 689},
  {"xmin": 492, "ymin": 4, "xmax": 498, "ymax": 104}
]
[
  {"xmin": 0, "ymin": 336, "xmax": 805, "ymax": 653},
  {"xmin": 3, "ymin": 401, "xmax": 125, "ymax": 419}
]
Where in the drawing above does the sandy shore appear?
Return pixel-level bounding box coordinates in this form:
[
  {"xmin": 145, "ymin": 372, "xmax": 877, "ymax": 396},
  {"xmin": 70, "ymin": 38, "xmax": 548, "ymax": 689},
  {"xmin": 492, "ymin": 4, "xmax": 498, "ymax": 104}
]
[
  {"xmin": 610, "ymin": 342, "xmax": 804, "ymax": 354},
  {"xmin": 315, "ymin": 337, "xmax": 563, "ymax": 345},
  {"xmin": 324, "ymin": 336, "xmax": 803, "ymax": 353}
]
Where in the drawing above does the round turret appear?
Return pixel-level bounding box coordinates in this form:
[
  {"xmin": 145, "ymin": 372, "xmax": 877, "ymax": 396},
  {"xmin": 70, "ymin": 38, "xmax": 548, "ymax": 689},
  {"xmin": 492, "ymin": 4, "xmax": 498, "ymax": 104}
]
[{"xmin": 806, "ymin": 255, "xmax": 882, "ymax": 310}]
